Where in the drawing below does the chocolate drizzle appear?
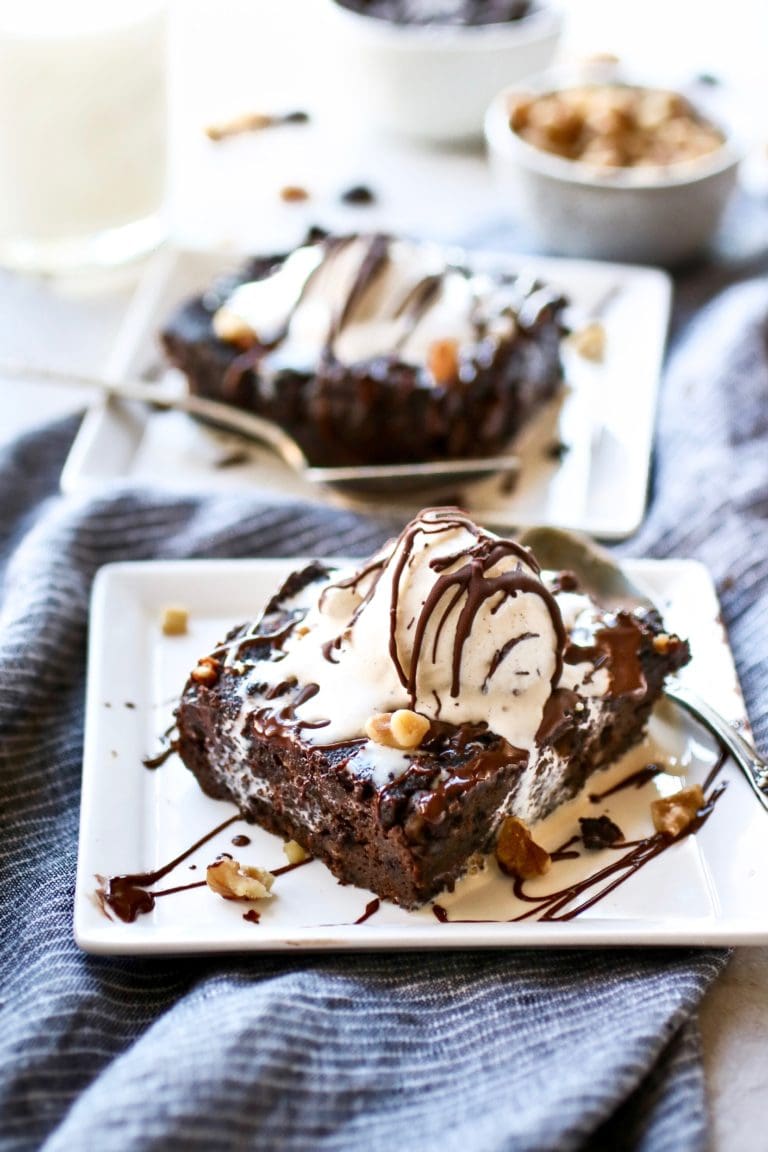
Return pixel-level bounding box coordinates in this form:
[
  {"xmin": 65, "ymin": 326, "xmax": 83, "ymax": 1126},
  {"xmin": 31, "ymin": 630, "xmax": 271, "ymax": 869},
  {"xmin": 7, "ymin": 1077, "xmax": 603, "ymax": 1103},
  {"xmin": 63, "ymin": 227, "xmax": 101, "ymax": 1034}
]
[
  {"xmin": 377, "ymin": 720, "xmax": 527, "ymax": 837},
  {"xmin": 564, "ymin": 613, "xmax": 647, "ymax": 697},
  {"xmin": 482, "ymin": 631, "xmax": 539, "ymax": 693},
  {"xmin": 535, "ymin": 688, "xmax": 582, "ymax": 746},
  {"xmin": 431, "ymin": 749, "xmax": 729, "ymax": 925},
  {"xmin": 253, "ymin": 682, "xmax": 330, "ymax": 738},
  {"xmin": 97, "ymin": 815, "xmax": 239, "ymax": 923},
  {"xmin": 97, "ymin": 823, "xmax": 313, "ymax": 924},
  {"xmin": 392, "ymin": 273, "xmax": 444, "ymax": 348},
  {"xmin": 271, "ymin": 856, "xmax": 312, "ymax": 878},
  {"xmin": 215, "ymin": 232, "xmax": 566, "ymax": 398},
  {"xmin": 142, "ymin": 742, "xmax": 178, "ymax": 770},
  {"xmin": 321, "ymin": 637, "xmax": 342, "ymax": 664},
  {"xmin": 354, "ymin": 898, "xmax": 381, "ymax": 924},
  {"xmin": 589, "ymin": 763, "xmax": 663, "ymax": 801},
  {"xmin": 330, "ymin": 234, "xmax": 390, "ymax": 348},
  {"xmin": 378, "ymin": 509, "xmax": 565, "ymax": 706}
]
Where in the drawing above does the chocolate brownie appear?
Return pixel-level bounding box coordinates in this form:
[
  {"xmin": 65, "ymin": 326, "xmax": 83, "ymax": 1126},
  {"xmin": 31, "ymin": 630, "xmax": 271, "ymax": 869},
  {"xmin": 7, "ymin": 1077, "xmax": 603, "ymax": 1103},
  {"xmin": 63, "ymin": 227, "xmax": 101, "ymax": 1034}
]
[
  {"xmin": 176, "ymin": 510, "xmax": 689, "ymax": 908},
  {"xmin": 161, "ymin": 232, "xmax": 567, "ymax": 468}
]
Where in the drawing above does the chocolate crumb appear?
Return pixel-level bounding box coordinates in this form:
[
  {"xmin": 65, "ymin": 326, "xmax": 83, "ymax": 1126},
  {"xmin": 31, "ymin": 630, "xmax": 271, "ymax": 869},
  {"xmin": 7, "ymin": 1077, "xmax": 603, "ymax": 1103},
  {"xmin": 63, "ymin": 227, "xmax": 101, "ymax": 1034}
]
[
  {"xmin": 124, "ymin": 701, "xmax": 136, "ymax": 710},
  {"xmin": 243, "ymin": 909, "xmax": 261, "ymax": 924},
  {"xmin": 696, "ymin": 72, "xmax": 720, "ymax": 86},
  {"xmin": 579, "ymin": 815, "xmax": 624, "ymax": 849},
  {"xmin": 545, "ymin": 440, "xmax": 570, "ymax": 462},
  {"xmin": 341, "ymin": 184, "xmax": 376, "ymax": 206},
  {"xmin": 552, "ymin": 570, "xmax": 579, "ymax": 593},
  {"xmin": 283, "ymin": 110, "xmax": 310, "ymax": 124},
  {"xmin": 306, "ymin": 225, "xmax": 329, "ymax": 244},
  {"xmin": 232, "ymin": 834, "xmax": 251, "ymax": 847}
]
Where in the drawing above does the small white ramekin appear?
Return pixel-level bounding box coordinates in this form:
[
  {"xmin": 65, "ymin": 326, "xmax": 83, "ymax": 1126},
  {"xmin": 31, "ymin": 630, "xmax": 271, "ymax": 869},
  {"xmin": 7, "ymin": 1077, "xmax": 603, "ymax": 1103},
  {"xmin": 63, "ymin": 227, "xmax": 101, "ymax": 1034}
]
[{"xmin": 320, "ymin": 1, "xmax": 562, "ymax": 142}]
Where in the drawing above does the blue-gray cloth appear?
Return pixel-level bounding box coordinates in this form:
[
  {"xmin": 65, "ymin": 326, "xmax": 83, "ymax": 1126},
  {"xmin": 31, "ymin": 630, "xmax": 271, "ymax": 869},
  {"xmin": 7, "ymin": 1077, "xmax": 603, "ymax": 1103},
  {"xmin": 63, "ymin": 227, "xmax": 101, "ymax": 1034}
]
[{"xmin": 2, "ymin": 264, "xmax": 767, "ymax": 1152}]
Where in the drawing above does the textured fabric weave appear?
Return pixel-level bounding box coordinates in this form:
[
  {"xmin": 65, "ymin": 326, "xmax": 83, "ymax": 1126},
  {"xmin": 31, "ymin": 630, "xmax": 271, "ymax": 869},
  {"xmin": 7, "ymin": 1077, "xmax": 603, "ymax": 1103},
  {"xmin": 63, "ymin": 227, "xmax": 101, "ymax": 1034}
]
[{"xmin": 2, "ymin": 267, "xmax": 767, "ymax": 1151}]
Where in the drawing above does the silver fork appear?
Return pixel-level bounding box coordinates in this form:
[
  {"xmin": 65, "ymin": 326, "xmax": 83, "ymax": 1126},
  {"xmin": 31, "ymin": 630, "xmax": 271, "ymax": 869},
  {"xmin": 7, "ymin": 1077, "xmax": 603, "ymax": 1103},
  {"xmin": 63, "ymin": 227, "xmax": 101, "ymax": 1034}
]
[
  {"xmin": 6, "ymin": 364, "xmax": 519, "ymax": 491},
  {"xmin": 664, "ymin": 678, "xmax": 768, "ymax": 812},
  {"xmin": 517, "ymin": 525, "xmax": 768, "ymax": 812}
]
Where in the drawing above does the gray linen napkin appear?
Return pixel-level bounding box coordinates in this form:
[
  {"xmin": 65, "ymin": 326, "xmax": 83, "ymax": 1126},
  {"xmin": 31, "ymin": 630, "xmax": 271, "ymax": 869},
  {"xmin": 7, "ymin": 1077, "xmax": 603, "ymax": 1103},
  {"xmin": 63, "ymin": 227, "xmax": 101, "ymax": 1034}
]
[{"xmin": 2, "ymin": 270, "xmax": 767, "ymax": 1151}]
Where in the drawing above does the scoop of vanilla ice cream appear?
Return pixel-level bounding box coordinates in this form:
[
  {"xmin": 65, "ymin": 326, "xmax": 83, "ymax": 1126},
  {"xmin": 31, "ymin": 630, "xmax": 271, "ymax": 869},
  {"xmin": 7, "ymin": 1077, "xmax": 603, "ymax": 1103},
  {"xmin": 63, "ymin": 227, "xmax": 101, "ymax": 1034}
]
[{"xmin": 257, "ymin": 510, "xmax": 563, "ymax": 751}]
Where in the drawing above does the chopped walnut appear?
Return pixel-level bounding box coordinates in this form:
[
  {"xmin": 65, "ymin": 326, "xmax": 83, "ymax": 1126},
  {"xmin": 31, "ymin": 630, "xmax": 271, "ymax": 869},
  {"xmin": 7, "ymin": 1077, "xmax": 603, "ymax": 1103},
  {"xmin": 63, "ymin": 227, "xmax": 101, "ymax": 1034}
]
[
  {"xmin": 510, "ymin": 84, "xmax": 724, "ymax": 169},
  {"xmin": 205, "ymin": 111, "xmax": 273, "ymax": 141},
  {"xmin": 161, "ymin": 606, "xmax": 189, "ymax": 637},
  {"xmin": 280, "ymin": 184, "xmax": 310, "ymax": 203},
  {"xmin": 652, "ymin": 632, "xmax": 671, "ymax": 654},
  {"xmin": 283, "ymin": 839, "xmax": 309, "ymax": 865},
  {"xmin": 571, "ymin": 321, "xmax": 606, "ymax": 362},
  {"xmin": 212, "ymin": 307, "xmax": 257, "ymax": 349},
  {"xmin": 651, "ymin": 784, "xmax": 705, "ymax": 838},
  {"xmin": 495, "ymin": 816, "xmax": 551, "ymax": 879},
  {"xmin": 465, "ymin": 852, "xmax": 487, "ymax": 877},
  {"xmin": 190, "ymin": 656, "xmax": 220, "ymax": 685},
  {"xmin": 365, "ymin": 709, "xmax": 430, "ymax": 750},
  {"xmin": 206, "ymin": 857, "xmax": 275, "ymax": 901},
  {"xmin": 428, "ymin": 338, "xmax": 460, "ymax": 385}
]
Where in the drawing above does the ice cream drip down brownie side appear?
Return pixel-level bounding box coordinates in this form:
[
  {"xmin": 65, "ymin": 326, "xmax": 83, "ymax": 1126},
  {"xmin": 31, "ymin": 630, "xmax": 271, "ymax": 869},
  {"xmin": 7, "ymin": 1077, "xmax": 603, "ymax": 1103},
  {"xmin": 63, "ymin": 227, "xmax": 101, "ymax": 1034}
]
[{"xmin": 176, "ymin": 510, "xmax": 690, "ymax": 907}]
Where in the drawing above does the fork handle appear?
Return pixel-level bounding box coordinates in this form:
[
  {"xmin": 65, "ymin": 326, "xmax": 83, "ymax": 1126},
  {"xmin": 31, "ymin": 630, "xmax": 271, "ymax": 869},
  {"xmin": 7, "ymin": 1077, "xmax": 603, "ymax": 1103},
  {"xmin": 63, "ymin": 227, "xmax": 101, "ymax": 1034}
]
[{"xmin": 665, "ymin": 679, "xmax": 768, "ymax": 812}]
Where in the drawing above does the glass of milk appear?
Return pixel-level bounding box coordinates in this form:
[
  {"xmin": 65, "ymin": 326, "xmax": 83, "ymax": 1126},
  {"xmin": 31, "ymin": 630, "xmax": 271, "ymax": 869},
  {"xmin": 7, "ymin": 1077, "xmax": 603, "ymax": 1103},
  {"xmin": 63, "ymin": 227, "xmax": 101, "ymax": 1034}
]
[{"xmin": 0, "ymin": 0, "xmax": 167, "ymax": 273}]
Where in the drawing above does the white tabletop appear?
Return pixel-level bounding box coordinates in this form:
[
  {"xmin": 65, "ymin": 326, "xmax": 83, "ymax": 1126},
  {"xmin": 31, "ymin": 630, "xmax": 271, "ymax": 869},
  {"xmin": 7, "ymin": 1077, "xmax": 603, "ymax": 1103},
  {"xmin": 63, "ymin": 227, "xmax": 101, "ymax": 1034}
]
[{"xmin": 1, "ymin": 2, "xmax": 767, "ymax": 1145}]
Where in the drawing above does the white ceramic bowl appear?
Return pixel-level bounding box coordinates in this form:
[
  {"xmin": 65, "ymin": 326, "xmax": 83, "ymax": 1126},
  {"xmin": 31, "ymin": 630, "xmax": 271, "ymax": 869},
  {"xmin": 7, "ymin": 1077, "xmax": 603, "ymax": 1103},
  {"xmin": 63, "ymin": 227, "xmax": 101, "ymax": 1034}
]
[
  {"xmin": 484, "ymin": 70, "xmax": 743, "ymax": 265},
  {"xmin": 320, "ymin": 1, "xmax": 562, "ymax": 142}
]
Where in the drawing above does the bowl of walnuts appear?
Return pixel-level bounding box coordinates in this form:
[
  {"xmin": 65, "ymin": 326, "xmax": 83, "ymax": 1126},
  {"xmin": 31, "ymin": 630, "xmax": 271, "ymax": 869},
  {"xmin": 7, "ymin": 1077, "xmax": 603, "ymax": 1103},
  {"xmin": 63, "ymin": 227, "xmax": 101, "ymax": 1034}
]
[{"xmin": 485, "ymin": 63, "xmax": 742, "ymax": 265}]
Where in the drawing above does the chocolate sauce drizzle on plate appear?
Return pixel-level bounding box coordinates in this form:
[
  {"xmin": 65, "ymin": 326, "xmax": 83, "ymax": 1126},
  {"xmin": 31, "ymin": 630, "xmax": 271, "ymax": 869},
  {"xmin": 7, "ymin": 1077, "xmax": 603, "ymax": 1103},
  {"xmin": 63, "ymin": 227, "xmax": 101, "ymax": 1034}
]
[
  {"xmin": 97, "ymin": 829, "xmax": 314, "ymax": 924},
  {"xmin": 589, "ymin": 763, "xmax": 663, "ymax": 802},
  {"xmin": 97, "ymin": 815, "xmax": 240, "ymax": 923},
  {"xmin": 100, "ymin": 745, "xmax": 728, "ymax": 930},
  {"xmin": 142, "ymin": 742, "xmax": 178, "ymax": 770},
  {"xmin": 355, "ymin": 898, "xmax": 381, "ymax": 924},
  {"xmin": 431, "ymin": 749, "xmax": 728, "ymax": 925},
  {"xmin": 142, "ymin": 722, "xmax": 179, "ymax": 770}
]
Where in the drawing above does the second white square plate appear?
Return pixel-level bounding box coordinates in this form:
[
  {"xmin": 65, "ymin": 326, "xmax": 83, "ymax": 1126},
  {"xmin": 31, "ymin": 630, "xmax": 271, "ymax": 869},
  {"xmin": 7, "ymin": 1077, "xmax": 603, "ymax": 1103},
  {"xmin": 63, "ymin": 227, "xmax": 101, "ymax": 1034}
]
[
  {"xmin": 61, "ymin": 247, "xmax": 671, "ymax": 540},
  {"xmin": 74, "ymin": 555, "xmax": 768, "ymax": 955}
]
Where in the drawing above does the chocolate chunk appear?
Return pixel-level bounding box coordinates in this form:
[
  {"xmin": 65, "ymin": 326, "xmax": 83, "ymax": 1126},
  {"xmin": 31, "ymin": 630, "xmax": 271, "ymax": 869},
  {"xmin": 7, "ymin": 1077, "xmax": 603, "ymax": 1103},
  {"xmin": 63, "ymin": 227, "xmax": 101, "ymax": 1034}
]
[
  {"xmin": 545, "ymin": 440, "xmax": 570, "ymax": 462},
  {"xmin": 341, "ymin": 184, "xmax": 376, "ymax": 206},
  {"xmin": 579, "ymin": 815, "xmax": 624, "ymax": 850}
]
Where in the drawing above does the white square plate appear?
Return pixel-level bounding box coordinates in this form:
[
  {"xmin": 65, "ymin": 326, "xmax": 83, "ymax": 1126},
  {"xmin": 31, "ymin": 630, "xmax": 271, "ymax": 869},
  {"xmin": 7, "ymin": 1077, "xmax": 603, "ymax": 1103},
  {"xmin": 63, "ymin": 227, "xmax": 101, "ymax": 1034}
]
[
  {"xmin": 61, "ymin": 248, "xmax": 671, "ymax": 540},
  {"xmin": 75, "ymin": 556, "xmax": 768, "ymax": 954}
]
